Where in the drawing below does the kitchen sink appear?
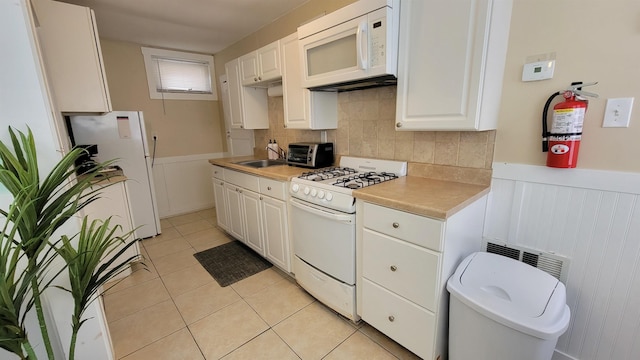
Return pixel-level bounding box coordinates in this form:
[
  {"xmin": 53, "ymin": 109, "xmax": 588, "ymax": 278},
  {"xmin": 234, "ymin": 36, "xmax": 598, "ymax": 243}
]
[{"xmin": 233, "ymin": 159, "xmax": 287, "ymax": 168}]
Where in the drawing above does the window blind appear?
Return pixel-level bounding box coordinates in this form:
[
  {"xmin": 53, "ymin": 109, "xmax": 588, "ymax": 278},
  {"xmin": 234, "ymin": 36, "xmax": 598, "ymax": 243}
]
[{"xmin": 152, "ymin": 57, "xmax": 212, "ymax": 94}]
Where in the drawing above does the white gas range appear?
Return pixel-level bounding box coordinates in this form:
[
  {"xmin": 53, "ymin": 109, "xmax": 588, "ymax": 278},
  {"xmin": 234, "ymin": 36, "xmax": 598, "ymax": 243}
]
[
  {"xmin": 288, "ymin": 156, "xmax": 407, "ymax": 321},
  {"xmin": 289, "ymin": 156, "xmax": 408, "ymax": 213}
]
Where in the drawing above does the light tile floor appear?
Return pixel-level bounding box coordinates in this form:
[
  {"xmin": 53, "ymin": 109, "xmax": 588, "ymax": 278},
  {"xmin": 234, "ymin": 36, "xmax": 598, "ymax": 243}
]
[{"xmin": 103, "ymin": 208, "xmax": 421, "ymax": 360}]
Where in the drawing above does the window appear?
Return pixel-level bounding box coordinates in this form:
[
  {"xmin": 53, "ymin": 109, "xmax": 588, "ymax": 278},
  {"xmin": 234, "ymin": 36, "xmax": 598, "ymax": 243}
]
[{"xmin": 141, "ymin": 47, "xmax": 217, "ymax": 101}]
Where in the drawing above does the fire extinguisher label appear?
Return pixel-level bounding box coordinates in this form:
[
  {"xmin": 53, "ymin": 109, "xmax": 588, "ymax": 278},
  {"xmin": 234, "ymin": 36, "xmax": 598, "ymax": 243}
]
[{"xmin": 551, "ymin": 108, "xmax": 585, "ymax": 133}]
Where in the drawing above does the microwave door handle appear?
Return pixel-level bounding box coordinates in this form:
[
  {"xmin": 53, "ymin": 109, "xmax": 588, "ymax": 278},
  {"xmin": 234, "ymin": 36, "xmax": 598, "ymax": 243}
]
[{"xmin": 356, "ymin": 20, "xmax": 367, "ymax": 70}]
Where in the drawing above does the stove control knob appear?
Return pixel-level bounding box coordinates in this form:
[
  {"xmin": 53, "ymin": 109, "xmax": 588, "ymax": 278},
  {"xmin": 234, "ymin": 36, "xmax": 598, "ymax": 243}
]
[
  {"xmin": 317, "ymin": 190, "xmax": 325, "ymax": 199},
  {"xmin": 310, "ymin": 188, "xmax": 317, "ymax": 197},
  {"xmin": 291, "ymin": 184, "xmax": 300, "ymax": 193},
  {"xmin": 325, "ymin": 192, "xmax": 333, "ymax": 201},
  {"xmin": 303, "ymin": 187, "xmax": 310, "ymax": 195}
]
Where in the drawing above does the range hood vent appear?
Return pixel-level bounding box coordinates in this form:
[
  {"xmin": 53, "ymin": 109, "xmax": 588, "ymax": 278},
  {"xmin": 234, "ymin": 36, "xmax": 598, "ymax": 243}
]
[{"xmin": 308, "ymin": 75, "xmax": 397, "ymax": 92}]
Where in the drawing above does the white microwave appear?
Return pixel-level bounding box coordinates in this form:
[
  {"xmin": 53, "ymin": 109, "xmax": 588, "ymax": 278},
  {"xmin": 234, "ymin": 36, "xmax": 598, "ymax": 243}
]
[{"xmin": 297, "ymin": 0, "xmax": 399, "ymax": 91}]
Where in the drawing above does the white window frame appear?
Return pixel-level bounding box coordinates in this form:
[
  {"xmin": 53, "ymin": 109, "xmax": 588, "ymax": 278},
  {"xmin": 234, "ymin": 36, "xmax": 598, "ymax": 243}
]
[{"xmin": 141, "ymin": 47, "xmax": 217, "ymax": 101}]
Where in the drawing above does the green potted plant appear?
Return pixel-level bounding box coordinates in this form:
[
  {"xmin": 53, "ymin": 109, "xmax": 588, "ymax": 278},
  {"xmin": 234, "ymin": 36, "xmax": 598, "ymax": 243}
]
[{"xmin": 0, "ymin": 127, "xmax": 142, "ymax": 360}]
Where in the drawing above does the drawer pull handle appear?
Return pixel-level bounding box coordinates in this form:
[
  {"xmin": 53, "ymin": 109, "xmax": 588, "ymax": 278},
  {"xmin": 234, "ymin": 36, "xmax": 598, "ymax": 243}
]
[
  {"xmin": 392, "ymin": 222, "xmax": 400, "ymax": 228},
  {"xmin": 388, "ymin": 315, "xmax": 395, "ymax": 322},
  {"xmin": 390, "ymin": 265, "xmax": 397, "ymax": 272},
  {"xmin": 267, "ymin": 186, "xmax": 272, "ymax": 190}
]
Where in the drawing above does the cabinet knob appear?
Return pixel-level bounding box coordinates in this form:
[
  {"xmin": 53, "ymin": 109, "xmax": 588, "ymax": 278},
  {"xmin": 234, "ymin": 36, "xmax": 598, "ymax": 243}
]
[
  {"xmin": 392, "ymin": 222, "xmax": 400, "ymax": 228},
  {"xmin": 254, "ymin": 77, "xmax": 258, "ymax": 81},
  {"xmin": 260, "ymin": 196, "xmax": 263, "ymax": 200},
  {"xmin": 388, "ymin": 315, "xmax": 395, "ymax": 322},
  {"xmin": 396, "ymin": 122, "xmax": 402, "ymax": 128},
  {"xmin": 390, "ymin": 265, "xmax": 397, "ymax": 272},
  {"xmin": 240, "ymin": 125, "xmax": 244, "ymax": 129},
  {"xmin": 267, "ymin": 186, "xmax": 272, "ymax": 190},
  {"xmin": 239, "ymin": 189, "xmax": 243, "ymax": 193},
  {"xmin": 220, "ymin": 181, "xmax": 224, "ymax": 185},
  {"xmin": 284, "ymin": 124, "xmax": 287, "ymax": 128}
]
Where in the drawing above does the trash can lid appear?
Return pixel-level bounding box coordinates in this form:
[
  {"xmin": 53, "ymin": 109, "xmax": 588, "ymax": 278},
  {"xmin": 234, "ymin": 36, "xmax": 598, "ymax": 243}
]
[{"xmin": 447, "ymin": 252, "xmax": 570, "ymax": 339}]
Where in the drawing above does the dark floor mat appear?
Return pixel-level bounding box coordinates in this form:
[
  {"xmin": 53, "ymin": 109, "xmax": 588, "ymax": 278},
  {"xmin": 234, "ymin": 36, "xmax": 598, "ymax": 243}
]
[{"xmin": 194, "ymin": 241, "xmax": 272, "ymax": 287}]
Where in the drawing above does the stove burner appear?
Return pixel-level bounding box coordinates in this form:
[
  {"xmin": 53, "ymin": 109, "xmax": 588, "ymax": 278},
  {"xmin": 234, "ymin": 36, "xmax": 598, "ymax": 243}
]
[{"xmin": 329, "ymin": 171, "xmax": 398, "ymax": 189}]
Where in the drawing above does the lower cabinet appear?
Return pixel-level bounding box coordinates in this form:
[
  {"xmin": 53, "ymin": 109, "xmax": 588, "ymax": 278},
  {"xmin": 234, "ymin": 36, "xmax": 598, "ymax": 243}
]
[
  {"xmin": 211, "ymin": 165, "xmax": 291, "ymax": 272},
  {"xmin": 241, "ymin": 188, "xmax": 264, "ymax": 256},
  {"xmin": 261, "ymin": 195, "xmax": 290, "ymax": 271},
  {"xmin": 211, "ymin": 165, "xmax": 229, "ymax": 232},
  {"xmin": 82, "ymin": 179, "xmax": 140, "ymax": 280},
  {"xmin": 356, "ymin": 197, "xmax": 487, "ymax": 359}
]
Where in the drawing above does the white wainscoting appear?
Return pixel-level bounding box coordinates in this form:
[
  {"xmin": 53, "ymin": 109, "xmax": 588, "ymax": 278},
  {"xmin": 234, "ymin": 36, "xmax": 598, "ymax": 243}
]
[
  {"xmin": 485, "ymin": 163, "xmax": 640, "ymax": 360},
  {"xmin": 152, "ymin": 153, "xmax": 225, "ymax": 218}
]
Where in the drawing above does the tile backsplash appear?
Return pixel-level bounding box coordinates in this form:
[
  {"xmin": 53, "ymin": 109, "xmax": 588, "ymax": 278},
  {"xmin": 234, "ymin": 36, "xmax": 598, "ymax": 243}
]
[{"xmin": 255, "ymin": 86, "xmax": 495, "ymax": 184}]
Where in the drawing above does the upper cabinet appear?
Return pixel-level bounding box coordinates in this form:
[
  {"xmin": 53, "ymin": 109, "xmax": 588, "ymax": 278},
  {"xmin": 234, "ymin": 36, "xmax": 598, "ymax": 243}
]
[
  {"xmin": 225, "ymin": 58, "xmax": 269, "ymax": 129},
  {"xmin": 32, "ymin": 0, "xmax": 112, "ymax": 113},
  {"xmin": 280, "ymin": 33, "xmax": 337, "ymax": 130},
  {"xmin": 395, "ymin": 0, "xmax": 512, "ymax": 131},
  {"xmin": 240, "ymin": 41, "xmax": 282, "ymax": 86}
]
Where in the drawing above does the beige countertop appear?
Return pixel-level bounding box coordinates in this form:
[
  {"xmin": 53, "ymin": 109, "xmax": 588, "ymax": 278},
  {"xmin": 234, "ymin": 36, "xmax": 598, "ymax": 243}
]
[
  {"xmin": 209, "ymin": 156, "xmax": 307, "ymax": 181},
  {"xmin": 353, "ymin": 176, "xmax": 489, "ymax": 219},
  {"xmin": 209, "ymin": 156, "xmax": 490, "ymax": 219}
]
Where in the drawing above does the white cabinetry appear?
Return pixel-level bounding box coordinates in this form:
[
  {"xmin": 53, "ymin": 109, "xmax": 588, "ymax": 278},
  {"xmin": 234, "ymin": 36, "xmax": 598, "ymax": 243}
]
[
  {"xmin": 280, "ymin": 33, "xmax": 337, "ymax": 130},
  {"xmin": 210, "ymin": 166, "xmax": 291, "ymax": 272},
  {"xmin": 259, "ymin": 178, "xmax": 291, "ymax": 272},
  {"xmin": 395, "ymin": 0, "xmax": 512, "ymax": 131},
  {"xmin": 357, "ymin": 197, "xmax": 487, "ymax": 359},
  {"xmin": 82, "ymin": 180, "xmax": 140, "ymax": 280},
  {"xmin": 211, "ymin": 165, "xmax": 229, "ymax": 232},
  {"xmin": 240, "ymin": 41, "xmax": 282, "ymax": 86},
  {"xmin": 225, "ymin": 58, "xmax": 269, "ymax": 129},
  {"xmin": 32, "ymin": 0, "xmax": 112, "ymax": 113},
  {"xmin": 241, "ymin": 188, "xmax": 265, "ymax": 256}
]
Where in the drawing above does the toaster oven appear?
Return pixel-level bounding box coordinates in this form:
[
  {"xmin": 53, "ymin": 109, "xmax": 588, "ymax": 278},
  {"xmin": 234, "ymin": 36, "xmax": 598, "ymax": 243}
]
[{"xmin": 287, "ymin": 142, "xmax": 334, "ymax": 168}]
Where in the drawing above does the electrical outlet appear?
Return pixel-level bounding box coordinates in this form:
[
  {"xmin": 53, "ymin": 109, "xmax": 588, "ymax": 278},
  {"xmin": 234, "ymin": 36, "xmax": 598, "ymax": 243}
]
[{"xmin": 602, "ymin": 98, "xmax": 634, "ymax": 128}]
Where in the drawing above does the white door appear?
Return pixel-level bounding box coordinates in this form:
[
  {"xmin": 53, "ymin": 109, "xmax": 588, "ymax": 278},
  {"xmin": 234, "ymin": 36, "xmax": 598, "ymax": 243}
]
[
  {"xmin": 242, "ymin": 189, "xmax": 264, "ymax": 255},
  {"xmin": 262, "ymin": 196, "xmax": 290, "ymax": 272},
  {"xmin": 212, "ymin": 179, "xmax": 229, "ymax": 232},
  {"xmin": 219, "ymin": 73, "xmax": 254, "ymax": 156},
  {"xmin": 224, "ymin": 182, "xmax": 245, "ymax": 242}
]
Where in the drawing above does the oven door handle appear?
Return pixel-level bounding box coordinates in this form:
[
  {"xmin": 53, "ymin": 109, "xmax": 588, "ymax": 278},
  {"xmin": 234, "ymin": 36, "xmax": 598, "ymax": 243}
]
[{"xmin": 290, "ymin": 198, "xmax": 354, "ymax": 224}]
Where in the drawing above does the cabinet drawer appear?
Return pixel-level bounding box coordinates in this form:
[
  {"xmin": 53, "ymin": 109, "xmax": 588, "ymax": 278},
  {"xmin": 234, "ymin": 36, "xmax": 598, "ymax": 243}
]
[
  {"xmin": 259, "ymin": 178, "xmax": 287, "ymax": 200},
  {"xmin": 363, "ymin": 229, "xmax": 440, "ymax": 311},
  {"xmin": 223, "ymin": 168, "xmax": 260, "ymax": 192},
  {"xmin": 363, "ymin": 202, "xmax": 444, "ymax": 251},
  {"xmin": 361, "ymin": 279, "xmax": 435, "ymax": 360},
  {"xmin": 211, "ymin": 165, "xmax": 225, "ymax": 180}
]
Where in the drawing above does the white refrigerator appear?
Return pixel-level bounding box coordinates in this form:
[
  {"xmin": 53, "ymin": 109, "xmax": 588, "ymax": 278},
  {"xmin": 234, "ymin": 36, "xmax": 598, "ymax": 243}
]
[{"xmin": 69, "ymin": 111, "xmax": 161, "ymax": 239}]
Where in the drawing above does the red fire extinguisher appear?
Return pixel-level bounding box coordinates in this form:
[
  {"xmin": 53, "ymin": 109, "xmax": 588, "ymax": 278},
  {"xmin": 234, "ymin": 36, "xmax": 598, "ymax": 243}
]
[{"xmin": 542, "ymin": 81, "xmax": 598, "ymax": 168}]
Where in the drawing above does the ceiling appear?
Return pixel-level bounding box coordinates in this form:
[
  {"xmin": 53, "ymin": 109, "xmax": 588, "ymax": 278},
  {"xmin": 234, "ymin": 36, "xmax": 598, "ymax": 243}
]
[{"xmin": 58, "ymin": 0, "xmax": 310, "ymax": 54}]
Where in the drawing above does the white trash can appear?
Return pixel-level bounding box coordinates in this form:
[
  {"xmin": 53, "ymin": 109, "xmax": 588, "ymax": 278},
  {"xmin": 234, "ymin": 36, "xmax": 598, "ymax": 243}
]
[{"xmin": 447, "ymin": 252, "xmax": 570, "ymax": 360}]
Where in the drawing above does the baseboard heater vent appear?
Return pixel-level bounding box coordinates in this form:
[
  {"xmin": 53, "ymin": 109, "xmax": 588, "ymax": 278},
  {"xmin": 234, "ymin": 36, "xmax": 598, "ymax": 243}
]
[{"xmin": 483, "ymin": 240, "xmax": 570, "ymax": 283}]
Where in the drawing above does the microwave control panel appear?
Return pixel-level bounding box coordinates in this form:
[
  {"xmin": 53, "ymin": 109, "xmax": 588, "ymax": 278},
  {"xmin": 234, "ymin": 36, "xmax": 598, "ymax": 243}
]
[{"xmin": 369, "ymin": 8, "xmax": 388, "ymax": 68}]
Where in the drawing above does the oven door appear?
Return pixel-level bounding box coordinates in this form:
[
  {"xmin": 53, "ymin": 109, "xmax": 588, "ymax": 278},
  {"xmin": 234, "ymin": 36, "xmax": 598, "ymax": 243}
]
[{"xmin": 289, "ymin": 198, "xmax": 356, "ymax": 284}]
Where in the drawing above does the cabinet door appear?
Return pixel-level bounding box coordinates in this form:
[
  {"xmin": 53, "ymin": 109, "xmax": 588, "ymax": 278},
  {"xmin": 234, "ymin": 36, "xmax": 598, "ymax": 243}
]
[
  {"xmin": 212, "ymin": 179, "xmax": 229, "ymax": 232},
  {"xmin": 83, "ymin": 181, "xmax": 139, "ymax": 280},
  {"xmin": 261, "ymin": 196, "xmax": 291, "ymax": 272},
  {"xmin": 257, "ymin": 41, "xmax": 281, "ymax": 82},
  {"xmin": 395, "ymin": 0, "xmax": 511, "ymax": 131},
  {"xmin": 281, "ymin": 33, "xmax": 338, "ymax": 130},
  {"xmin": 281, "ymin": 33, "xmax": 307, "ymax": 128},
  {"xmin": 239, "ymin": 52, "xmax": 259, "ymax": 86},
  {"xmin": 224, "ymin": 183, "xmax": 245, "ymax": 241},
  {"xmin": 32, "ymin": 0, "xmax": 111, "ymax": 113},
  {"xmin": 224, "ymin": 59, "xmax": 245, "ymax": 129},
  {"xmin": 242, "ymin": 189, "xmax": 264, "ymax": 256}
]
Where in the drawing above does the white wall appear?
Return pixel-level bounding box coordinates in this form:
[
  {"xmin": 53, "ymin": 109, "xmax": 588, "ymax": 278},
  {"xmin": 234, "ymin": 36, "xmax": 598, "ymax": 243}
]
[
  {"xmin": 152, "ymin": 153, "xmax": 222, "ymax": 218},
  {"xmin": 485, "ymin": 164, "xmax": 640, "ymax": 360},
  {"xmin": 1, "ymin": 1, "xmax": 112, "ymax": 359}
]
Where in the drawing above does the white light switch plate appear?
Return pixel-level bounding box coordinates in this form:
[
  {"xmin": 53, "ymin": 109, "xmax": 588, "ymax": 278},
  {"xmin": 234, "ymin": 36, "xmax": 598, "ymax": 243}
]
[{"xmin": 602, "ymin": 97, "xmax": 634, "ymax": 128}]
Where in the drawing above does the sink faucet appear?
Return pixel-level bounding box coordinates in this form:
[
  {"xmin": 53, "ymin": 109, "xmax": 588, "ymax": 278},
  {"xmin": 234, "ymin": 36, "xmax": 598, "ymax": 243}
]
[{"xmin": 266, "ymin": 144, "xmax": 286, "ymax": 160}]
